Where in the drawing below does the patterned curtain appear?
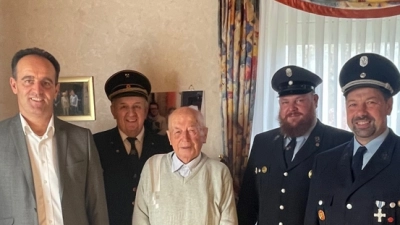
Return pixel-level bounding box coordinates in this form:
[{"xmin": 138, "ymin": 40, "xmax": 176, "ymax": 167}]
[{"xmin": 219, "ymin": 0, "xmax": 259, "ymax": 195}]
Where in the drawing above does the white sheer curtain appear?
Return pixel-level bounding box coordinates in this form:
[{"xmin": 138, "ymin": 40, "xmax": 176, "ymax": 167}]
[{"xmin": 252, "ymin": 0, "xmax": 400, "ymax": 141}]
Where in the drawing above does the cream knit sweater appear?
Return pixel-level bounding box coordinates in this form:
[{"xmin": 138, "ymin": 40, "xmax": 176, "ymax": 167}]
[{"xmin": 133, "ymin": 152, "xmax": 238, "ymax": 225}]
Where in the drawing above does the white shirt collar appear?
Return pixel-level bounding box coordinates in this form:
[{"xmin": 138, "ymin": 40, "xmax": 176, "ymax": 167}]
[
  {"xmin": 20, "ymin": 113, "xmax": 55, "ymax": 138},
  {"xmin": 118, "ymin": 126, "xmax": 145, "ymax": 143}
]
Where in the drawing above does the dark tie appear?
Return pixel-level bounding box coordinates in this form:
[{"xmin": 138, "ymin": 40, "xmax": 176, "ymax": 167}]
[
  {"xmin": 352, "ymin": 146, "xmax": 367, "ymax": 181},
  {"xmin": 126, "ymin": 137, "xmax": 138, "ymax": 158},
  {"xmin": 285, "ymin": 137, "xmax": 296, "ymax": 165}
]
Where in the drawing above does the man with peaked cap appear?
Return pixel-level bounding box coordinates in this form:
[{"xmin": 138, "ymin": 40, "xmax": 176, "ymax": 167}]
[
  {"xmin": 304, "ymin": 53, "xmax": 400, "ymax": 225},
  {"xmin": 237, "ymin": 66, "xmax": 352, "ymax": 225},
  {"xmin": 93, "ymin": 70, "xmax": 172, "ymax": 225}
]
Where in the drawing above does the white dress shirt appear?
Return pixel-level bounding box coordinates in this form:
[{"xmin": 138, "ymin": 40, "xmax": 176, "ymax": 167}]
[
  {"xmin": 20, "ymin": 114, "xmax": 64, "ymax": 225},
  {"xmin": 353, "ymin": 128, "xmax": 389, "ymax": 169}
]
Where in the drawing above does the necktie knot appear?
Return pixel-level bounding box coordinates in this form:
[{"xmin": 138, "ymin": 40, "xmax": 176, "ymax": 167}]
[
  {"xmin": 126, "ymin": 137, "xmax": 138, "ymax": 156},
  {"xmin": 286, "ymin": 137, "xmax": 297, "ymax": 150},
  {"xmin": 355, "ymin": 146, "xmax": 367, "ymax": 156}
]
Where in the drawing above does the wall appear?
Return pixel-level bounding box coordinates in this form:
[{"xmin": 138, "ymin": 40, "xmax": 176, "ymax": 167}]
[{"xmin": 0, "ymin": 0, "xmax": 222, "ymax": 159}]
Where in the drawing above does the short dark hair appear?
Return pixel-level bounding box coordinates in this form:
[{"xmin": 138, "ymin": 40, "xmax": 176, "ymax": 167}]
[{"xmin": 11, "ymin": 47, "xmax": 60, "ymax": 83}]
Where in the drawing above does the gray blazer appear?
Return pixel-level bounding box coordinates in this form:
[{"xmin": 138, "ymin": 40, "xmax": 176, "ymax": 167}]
[{"xmin": 0, "ymin": 114, "xmax": 109, "ymax": 225}]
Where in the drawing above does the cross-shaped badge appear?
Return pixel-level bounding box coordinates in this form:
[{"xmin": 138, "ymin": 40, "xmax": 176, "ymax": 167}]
[{"xmin": 374, "ymin": 201, "xmax": 386, "ymax": 223}]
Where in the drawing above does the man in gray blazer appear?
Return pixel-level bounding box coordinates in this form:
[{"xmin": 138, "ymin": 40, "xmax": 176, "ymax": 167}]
[{"xmin": 0, "ymin": 47, "xmax": 109, "ymax": 225}]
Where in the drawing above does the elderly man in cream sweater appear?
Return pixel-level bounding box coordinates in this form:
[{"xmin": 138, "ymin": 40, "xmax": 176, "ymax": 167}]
[{"xmin": 132, "ymin": 107, "xmax": 238, "ymax": 225}]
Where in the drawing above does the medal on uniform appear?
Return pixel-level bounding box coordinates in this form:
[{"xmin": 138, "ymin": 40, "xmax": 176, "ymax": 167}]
[
  {"xmin": 374, "ymin": 201, "xmax": 386, "ymax": 222},
  {"xmin": 318, "ymin": 210, "xmax": 325, "ymax": 221}
]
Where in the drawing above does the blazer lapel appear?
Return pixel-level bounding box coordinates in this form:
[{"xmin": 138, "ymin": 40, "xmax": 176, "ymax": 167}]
[
  {"xmin": 109, "ymin": 127, "xmax": 128, "ymax": 156},
  {"xmin": 10, "ymin": 115, "xmax": 37, "ymax": 199},
  {"xmin": 54, "ymin": 118, "xmax": 68, "ymax": 198},
  {"xmin": 289, "ymin": 121, "xmax": 323, "ymax": 169},
  {"xmin": 337, "ymin": 142, "xmax": 354, "ymax": 187},
  {"xmin": 349, "ymin": 131, "xmax": 395, "ymax": 194},
  {"xmin": 272, "ymin": 133, "xmax": 287, "ymax": 170}
]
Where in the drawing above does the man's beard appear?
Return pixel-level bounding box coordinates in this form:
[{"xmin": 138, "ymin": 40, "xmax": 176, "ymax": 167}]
[{"xmin": 279, "ymin": 109, "xmax": 316, "ymax": 137}]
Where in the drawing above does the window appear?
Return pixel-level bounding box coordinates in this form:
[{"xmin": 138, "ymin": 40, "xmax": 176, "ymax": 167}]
[{"xmin": 253, "ymin": 1, "xmax": 400, "ymax": 139}]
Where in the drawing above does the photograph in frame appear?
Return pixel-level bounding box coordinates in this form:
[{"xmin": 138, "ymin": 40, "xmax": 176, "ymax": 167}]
[{"xmin": 54, "ymin": 76, "xmax": 95, "ymax": 121}]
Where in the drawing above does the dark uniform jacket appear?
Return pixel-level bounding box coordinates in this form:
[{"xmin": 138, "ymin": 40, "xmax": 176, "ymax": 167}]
[
  {"xmin": 304, "ymin": 129, "xmax": 400, "ymax": 225},
  {"xmin": 94, "ymin": 127, "xmax": 172, "ymax": 225},
  {"xmin": 237, "ymin": 120, "xmax": 352, "ymax": 225}
]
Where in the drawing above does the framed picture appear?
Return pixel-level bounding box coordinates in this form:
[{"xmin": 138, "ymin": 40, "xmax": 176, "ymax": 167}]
[
  {"xmin": 180, "ymin": 91, "xmax": 204, "ymax": 112},
  {"xmin": 54, "ymin": 76, "xmax": 95, "ymax": 121}
]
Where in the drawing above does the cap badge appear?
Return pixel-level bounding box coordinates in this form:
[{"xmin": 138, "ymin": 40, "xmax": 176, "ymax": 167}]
[
  {"xmin": 288, "ymin": 80, "xmax": 293, "ymax": 86},
  {"xmin": 126, "ymin": 84, "xmax": 131, "ymax": 88},
  {"xmin": 360, "ymin": 56, "xmax": 368, "ymax": 67},
  {"xmin": 360, "ymin": 72, "xmax": 366, "ymax": 78},
  {"xmin": 125, "ymin": 73, "xmax": 130, "ymax": 78},
  {"xmin": 286, "ymin": 68, "xmax": 292, "ymax": 77}
]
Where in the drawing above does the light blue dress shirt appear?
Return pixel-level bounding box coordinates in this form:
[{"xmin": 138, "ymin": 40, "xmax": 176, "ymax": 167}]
[{"xmin": 353, "ymin": 128, "xmax": 389, "ymax": 169}]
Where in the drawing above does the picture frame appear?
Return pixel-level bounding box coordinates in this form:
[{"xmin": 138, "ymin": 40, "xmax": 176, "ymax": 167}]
[{"xmin": 54, "ymin": 76, "xmax": 96, "ymax": 121}]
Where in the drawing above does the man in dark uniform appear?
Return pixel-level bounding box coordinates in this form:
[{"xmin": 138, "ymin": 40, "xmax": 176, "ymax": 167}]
[
  {"xmin": 304, "ymin": 53, "xmax": 400, "ymax": 225},
  {"xmin": 94, "ymin": 70, "xmax": 172, "ymax": 225},
  {"xmin": 237, "ymin": 66, "xmax": 352, "ymax": 225}
]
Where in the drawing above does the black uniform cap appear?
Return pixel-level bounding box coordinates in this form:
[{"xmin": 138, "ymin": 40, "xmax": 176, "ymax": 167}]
[
  {"xmin": 271, "ymin": 65, "xmax": 322, "ymax": 97},
  {"xmin": 339, "ymin": 53, "xmax": 400, "ymax": 96},
  {"xmin": 105, "ymin": 70, "xmax": 151, "ymax": 101}
]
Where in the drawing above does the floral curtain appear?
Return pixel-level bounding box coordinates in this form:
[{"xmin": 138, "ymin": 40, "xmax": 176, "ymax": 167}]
[
  {"xmin": 276, "ymin": 0, "xmax": 400, "ymax": 18},
  {"xmin": 219, "ymin": 0, "xmax": 259, "ymax": 194}
]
